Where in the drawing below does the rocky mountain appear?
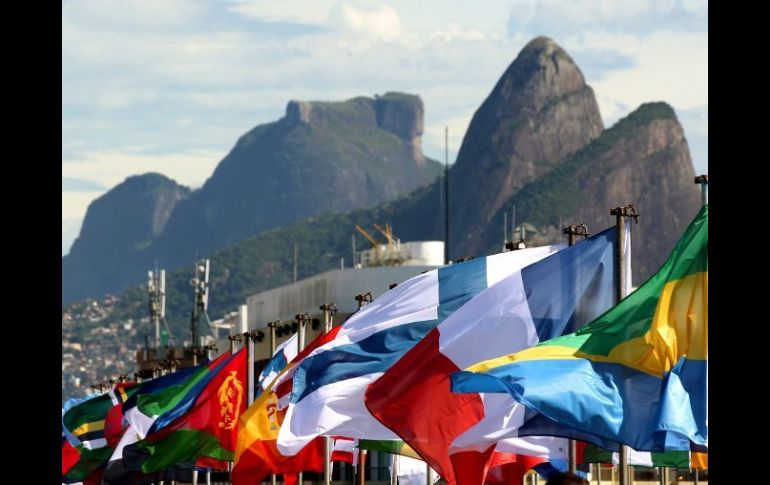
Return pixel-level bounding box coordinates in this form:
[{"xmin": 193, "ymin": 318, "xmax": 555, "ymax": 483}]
[
  {"xmin": 65, "ymin": 36, "xmax": 702, "ymax": 339},
  {"xmin": 477, "ymin": 102, "xmax": 701, "ymax": 281},
  {"xmin": 449, "ymin": 36, "xmax": 604, "ymax": 256},
  {"xmin": 62, "ymin": 92, "xmax": 443, "ymax": 304},
  {"xmin": 62, "ymin": 173, "xmax": 190, "ymax": 305}
]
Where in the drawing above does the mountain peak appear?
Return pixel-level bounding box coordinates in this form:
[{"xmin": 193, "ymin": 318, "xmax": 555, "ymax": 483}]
[
  {"xmin": 449, "ymin": 36, "xmax": 604, "ymax": 256},
  {"xmin": 520, "ymin": 36, "xmax": 558, "ymax": 52}
]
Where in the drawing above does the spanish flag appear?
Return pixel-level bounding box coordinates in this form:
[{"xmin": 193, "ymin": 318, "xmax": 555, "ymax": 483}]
[{"xmin": 232, "ymin": 327, "xmax": 341, "ymax": 484}]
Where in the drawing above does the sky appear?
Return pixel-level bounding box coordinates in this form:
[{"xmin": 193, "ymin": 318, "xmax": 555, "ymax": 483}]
[{"xmin": 62, "ymin": 0, "xmax": 708, "ymax": 255}]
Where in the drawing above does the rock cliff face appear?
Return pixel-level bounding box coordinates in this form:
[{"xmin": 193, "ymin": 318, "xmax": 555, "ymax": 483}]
[
  {"xmin": 449, "ymin": 36, "xmax": 605, "ymax": 258},
  {"xmin": 63, "ymin": 37, "xmax": 702, "ymax": 315},
  {"xmin": 62, "ymin": 93, "xmax": 442, "ymax": 304},
  {"xmin": 478, "ymin": 102, "xmax": 701, "ymax": 283},
  {"xmin": 62, "ymin": 174, "xmax": 190, "ymax": 303}
]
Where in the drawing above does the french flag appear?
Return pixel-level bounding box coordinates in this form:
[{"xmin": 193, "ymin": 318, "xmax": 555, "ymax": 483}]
[
  {"xmin": 365, "ymin": 227, "xmax": 619, "ymax": 484},
  {"xmin": 276, "ymin": 244, "xmax": 563, "ymax": 456}
]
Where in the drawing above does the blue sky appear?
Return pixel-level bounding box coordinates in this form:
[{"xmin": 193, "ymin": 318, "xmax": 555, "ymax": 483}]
[{"xmin": 62, "ymin": 0, "xmax": 708, "ymax": 255}]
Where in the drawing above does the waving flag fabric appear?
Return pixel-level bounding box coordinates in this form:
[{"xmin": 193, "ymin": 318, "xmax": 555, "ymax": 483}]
[
  {"xmin": 232, "ymin": 327, "xmax": 341, "ymax": 484},
  {"xmin": 331, "ymin": 437, "xmax": 357, "ymax": 464},
  {"xmin": 121, "ymin": 348, "xmax": 247, "ymax": 473},
  {"xmin": 277, "ymin": 245, "xmax": 564, "ymax": 456},
  {"xmin": 259, "ymin": 333, "xmax": 299, "ymax": 394},
  {"xmin": 62, "ymin": 434, "xmax": 80, "ymax": 476},
  {"xmin": 63, "ymin": 383, "xmax": 143, "ymax": 483},
  {"xmin": 366, "ymin": 228, "xmax": 617, "ymax": 484},
  {"xmin": 123, "ymin": 351, "xmax": 231, "ymax": 439},
  {"xmin": 582, "ymin": 444, "xmax": 707, "ymax": 469},
  {"xmin": 453, "ymin": 206, "xmax": 708, "ymax": 453}
]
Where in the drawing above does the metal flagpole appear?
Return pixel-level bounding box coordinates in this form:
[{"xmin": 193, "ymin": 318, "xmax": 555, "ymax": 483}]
[
  {"xmin": 320, "ymin": 304, "xmax": 337, "ymax": 485},
  {"xmin": 563, "ymin": 223, "xmax": 590, "ymax": 474},
  {"xmin": 354, "ymin": 294, "xmax": 372, "ymax": 485},
  {"xmin": 658, "ymin": 467, "xmax": 666, "ymax": 485},
  {"xmin": 695, "ymin": 175, "xmax": 708, "ymax": 206},
  {"xmin": 296, "ymin": 313, "xmax": 310, "ymax": 485},
  {"xmin": 693, "ymin": 174, "xmax": 707, "ymax": 485},
  {"xmin": 268, "ymin": 321, "xmax": 278, "ymax": 485},
  {"xmin": 444, "ymin": 126, "xmax": 450, "ymax": 265},
  {"xmin": 246, "ymin": 331, "xmax": 255, "ymax": 407},
  {"xmin": 611, "ymin": 205, "xmax": 638, "ymax": 485}
]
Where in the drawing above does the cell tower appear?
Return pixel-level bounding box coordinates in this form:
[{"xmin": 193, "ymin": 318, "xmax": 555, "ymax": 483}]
[
  {"xmin": 189, "ymin": 258, "xmax": 212, "ymax": 350},
  {"xmin": 147, "ymin": 268, "xmax": 172, "ymax": 348}
]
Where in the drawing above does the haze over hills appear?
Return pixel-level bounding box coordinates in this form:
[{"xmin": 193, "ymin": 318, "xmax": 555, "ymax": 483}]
[
  {"xmin": 71, "ymin": 36, "xmax": 701, "ymax": 341},
  {"xmin": 62, "ymin": 92, "xmax": 443, "ymax": 304}
]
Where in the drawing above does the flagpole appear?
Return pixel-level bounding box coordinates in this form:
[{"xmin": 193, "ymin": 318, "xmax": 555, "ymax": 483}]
[
  {"xmin": 694, "ymin": 175, "xmax": 708, "ymax": 206},
  {"xmin": 444, "ymin": 125, "xmax": 450, "ymax": 265},
  {"xmin": 268, "ymin": 321, "xmax": 278, "ymax": 485},
  {"xmin": 563, "ymin": 223, "xmax": 589, "ymax": 474},
  {"xmin": 611, "ymin": 205, "xmax": 638, "ymax": 485},
  {"xmin": 354, "ymin": 294, "xmax": 372, "ymax": 485},
  {"xmin": 693, "ymin": 174, "xmax": 707, "ymax": 485},
  {"xmin": 296, "ymin": 313, "xmax": 310, "ymax": 485},
  {"xmin": 320, "ymin": 304, "xmax": 338, "ymax": 485},
  {"xmin": 226, "ymin": 333, "xmax": 241, "ymax": 483}
]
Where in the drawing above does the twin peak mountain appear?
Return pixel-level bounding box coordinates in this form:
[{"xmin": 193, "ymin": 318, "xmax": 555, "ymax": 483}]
[{"xmin": 62, "ymin": 37, "xmax": 700, "ymax": 315}]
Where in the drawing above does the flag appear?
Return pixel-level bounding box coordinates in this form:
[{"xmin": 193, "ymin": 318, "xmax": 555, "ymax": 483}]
[
  {"xmin": 331, "ymin": 437, "xmax": 357, "ymax": 464},
  {"xmin": 62, "ymin": 433, "xmax": 81, "ymax": 476},
  {"xmin": 63, "ymin": 383, "xmax": 144, "ymax": 483},
  {"xmin": 365, "ymin": 227, "xmax": 617, "ymax": 484},
  {"xmin": 63, "ymin": 387, "xmax": 141, "ymax": 483},
  {"xmin": 232, "ymin": 328, "xmax": 341, "ymax": 484},
  {"xmin": 122, "ymin": 349, "xmax": 247, "ymax": 472},
  {"xmin": 123, "ymin": 351, "xmax": 232, "ymax": 439},
  {"xmin": 452, "ymin": 206, "xmax": 708, "ymax": 453},
  {"xmin": 258, "ymin": 333, "xmax": 299, "ymax": 395},
  {"xmin": 358, "ymin": 439, "xmax": 421, "ymax": 460},
  {"xmin": 483, "ymin": 453, "xmax": 545, "ymax": 485},
  {"xmin": 392, "ymin": 454, "xmax": 439, "ymax": 485},
  {"xmin": 277, "ymin": 245, "xmax": 563, "ymax": 456},
  {"xmin": 582, "ymin": 445, "xmax": 707, "ymax": 470},
  {"xmin": 359, "ymin": 441, "xmax": 439, "ymax": 485}
]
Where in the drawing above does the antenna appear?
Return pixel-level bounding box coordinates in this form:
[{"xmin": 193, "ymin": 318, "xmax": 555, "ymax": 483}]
[
  {"xmin": 511, "ymin": 205, "xmax": 516, "ymax": 244},
  {"xmin": 444, "ymin": 125, "xmax": 450, "ymax": 264},
  {"xmin": 503, "ymin": 211, "xmax": 508, "ymax": 250},
  {"xmin": 190, "ymin": 258, "xmax": 212, "ymax": 351}
]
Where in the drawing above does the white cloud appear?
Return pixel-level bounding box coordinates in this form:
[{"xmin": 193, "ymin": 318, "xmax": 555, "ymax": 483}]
[
  {"xmin": 329, "ymin": 2, "xmax": 402, "ymax": 41},
  {"xmin": 227, "ymin": 0, "xmax": 335, "ymax": 24},
  {"xmin": 62, "ymin": 0, "xmax": 206, "ymax": 32},
  {"xmin": 62, "ymin": 0, "xmax": 707, "ymax": 252},
  {"xmin": 571, "ymin": 31, "xmax": 707, "ymax": 112},
  {"xmin": 62, "ymin": 148, "xmax": 226, "ymax": 191},
  {"xmin": 507, "ymin": 0, "xmax": 707, "ymax": 36}
]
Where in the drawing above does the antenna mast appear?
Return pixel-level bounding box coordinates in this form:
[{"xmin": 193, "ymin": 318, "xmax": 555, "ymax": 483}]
[
  {"xmin": 190, "ymin": 258, "xmax": 211, "ymax": 352},
  {"xmin": 444, "ymin": 125, "xmax": 450, "ymax": 265}
]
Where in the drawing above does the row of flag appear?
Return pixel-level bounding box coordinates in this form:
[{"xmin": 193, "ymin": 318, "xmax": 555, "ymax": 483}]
[{"xmin": 62, "ymin": 205, "xmax": 708, "ymax": 484}]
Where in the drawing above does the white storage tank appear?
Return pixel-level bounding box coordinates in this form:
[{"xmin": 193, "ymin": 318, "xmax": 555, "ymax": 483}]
[{"xmin": 401, "ymin": 241, "xmax": 444, "ymax": 266}]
